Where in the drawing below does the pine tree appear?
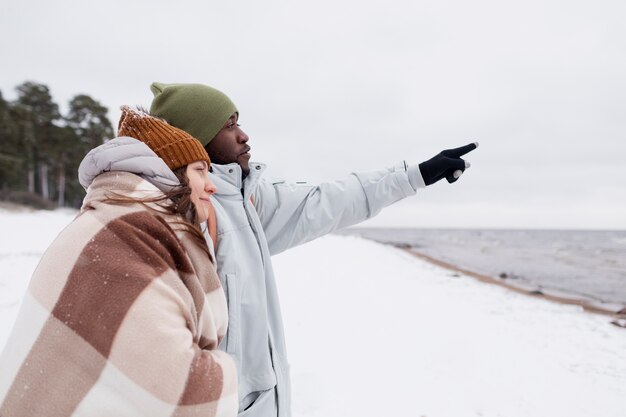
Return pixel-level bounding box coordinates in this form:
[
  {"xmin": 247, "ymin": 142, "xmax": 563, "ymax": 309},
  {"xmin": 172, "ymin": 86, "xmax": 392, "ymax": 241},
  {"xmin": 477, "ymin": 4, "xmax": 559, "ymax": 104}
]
[
  {"xmin": 66, "ymin": 94, "xmax": 114, "ymax": 149},
  {"xmin": 13, "ymin": 82, "xmax": 61, "ymax": 198},
  {"xmin": 49, "ymin": 125, "xmax": 78, "ymax": 207},
  {"xmin": 62, "ymin": 94, "xmax": 114, "ymax": 207}
]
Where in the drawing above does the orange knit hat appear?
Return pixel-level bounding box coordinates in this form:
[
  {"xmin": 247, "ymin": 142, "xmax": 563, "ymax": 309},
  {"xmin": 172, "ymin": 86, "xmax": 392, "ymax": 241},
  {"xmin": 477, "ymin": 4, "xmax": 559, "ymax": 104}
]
[{"xmin": 117, "ymin": 105, "xmax": 210, "ymax": 171}]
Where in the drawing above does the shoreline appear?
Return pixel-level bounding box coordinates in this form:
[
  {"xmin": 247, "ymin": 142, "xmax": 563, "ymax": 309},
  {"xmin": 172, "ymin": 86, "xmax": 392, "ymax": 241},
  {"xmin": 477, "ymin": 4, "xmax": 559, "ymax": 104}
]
[{"xmin": 380, "ymin": 242, "xmax": 626, "ymax": 324}]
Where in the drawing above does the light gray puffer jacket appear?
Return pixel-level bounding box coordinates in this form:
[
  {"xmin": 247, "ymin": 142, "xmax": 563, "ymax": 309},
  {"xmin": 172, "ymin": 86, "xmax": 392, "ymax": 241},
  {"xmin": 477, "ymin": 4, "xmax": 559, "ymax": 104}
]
[{"xmin": 209, "ymin": 160, "xmax": 424, "ymax": 417}]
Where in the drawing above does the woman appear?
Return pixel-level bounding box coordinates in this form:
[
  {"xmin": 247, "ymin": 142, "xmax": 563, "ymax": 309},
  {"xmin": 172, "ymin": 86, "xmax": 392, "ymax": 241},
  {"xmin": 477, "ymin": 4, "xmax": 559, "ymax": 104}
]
[{"xmin": 0, "ymin": 107, "xmax": 237, "ymax": 417}]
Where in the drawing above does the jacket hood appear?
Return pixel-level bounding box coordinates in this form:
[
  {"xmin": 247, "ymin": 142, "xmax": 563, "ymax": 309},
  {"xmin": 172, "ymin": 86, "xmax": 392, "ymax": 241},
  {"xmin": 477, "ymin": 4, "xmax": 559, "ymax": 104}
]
[{"xmin": 78, "ymin": 137, "xmax": 180, "ymax": 193}]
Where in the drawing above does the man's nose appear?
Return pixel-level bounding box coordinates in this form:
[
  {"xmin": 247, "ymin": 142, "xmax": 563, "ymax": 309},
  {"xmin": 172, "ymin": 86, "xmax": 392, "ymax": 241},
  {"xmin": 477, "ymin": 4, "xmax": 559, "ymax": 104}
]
[{"xmin": 237, "ymin": 129, "xmax": 249, "ymax": 143}]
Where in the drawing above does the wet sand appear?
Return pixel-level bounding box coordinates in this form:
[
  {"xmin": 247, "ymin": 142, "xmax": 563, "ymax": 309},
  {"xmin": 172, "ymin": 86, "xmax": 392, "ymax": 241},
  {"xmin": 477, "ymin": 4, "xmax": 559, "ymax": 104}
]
[{"xmin": 386, "ymin": 242, "xmax": 626, "ymax": 326}]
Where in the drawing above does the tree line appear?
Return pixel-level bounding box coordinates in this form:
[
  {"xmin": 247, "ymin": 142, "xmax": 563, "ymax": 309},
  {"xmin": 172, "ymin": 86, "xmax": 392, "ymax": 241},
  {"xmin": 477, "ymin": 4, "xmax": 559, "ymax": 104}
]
[{"xmin": 0, "ymin": 81, "xmax": 114, "ymax": 208}]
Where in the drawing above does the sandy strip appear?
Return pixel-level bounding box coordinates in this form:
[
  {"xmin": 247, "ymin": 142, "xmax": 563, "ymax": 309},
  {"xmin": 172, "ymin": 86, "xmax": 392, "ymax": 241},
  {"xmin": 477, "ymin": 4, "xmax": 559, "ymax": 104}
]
[{"xmin": 384, "ymin": 243, "xmax": 626, "ymax": 325}]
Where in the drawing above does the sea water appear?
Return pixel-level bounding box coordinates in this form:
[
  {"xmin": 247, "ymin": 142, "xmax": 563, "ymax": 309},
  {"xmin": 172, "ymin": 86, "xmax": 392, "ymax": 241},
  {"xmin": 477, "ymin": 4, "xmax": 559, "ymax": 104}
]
[{"xmin": 336, "ymin": 228, "xmax": 626, "ymax": 307}]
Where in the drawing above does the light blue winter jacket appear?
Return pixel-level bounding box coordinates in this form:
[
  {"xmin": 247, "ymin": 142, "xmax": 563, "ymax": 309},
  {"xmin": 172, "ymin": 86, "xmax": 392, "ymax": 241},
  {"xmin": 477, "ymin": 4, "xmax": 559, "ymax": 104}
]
[{"xmin": 210, "ymin": 161, "xmax": 424, "ymax": 417}]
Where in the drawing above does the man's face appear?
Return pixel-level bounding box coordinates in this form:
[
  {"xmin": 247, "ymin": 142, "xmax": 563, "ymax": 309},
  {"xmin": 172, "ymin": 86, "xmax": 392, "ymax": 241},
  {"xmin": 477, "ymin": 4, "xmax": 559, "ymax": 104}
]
[{"xmin": 206, "ymin": 113, "xmax": 251, "ymax": 176}]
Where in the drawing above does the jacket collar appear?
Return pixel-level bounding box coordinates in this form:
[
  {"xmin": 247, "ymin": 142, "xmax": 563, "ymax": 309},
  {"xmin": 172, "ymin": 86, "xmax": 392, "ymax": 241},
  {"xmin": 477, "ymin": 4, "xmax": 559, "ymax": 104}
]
[{"xmin": 211, "ymin": 162, "xmax": 266, "ymax": 200}]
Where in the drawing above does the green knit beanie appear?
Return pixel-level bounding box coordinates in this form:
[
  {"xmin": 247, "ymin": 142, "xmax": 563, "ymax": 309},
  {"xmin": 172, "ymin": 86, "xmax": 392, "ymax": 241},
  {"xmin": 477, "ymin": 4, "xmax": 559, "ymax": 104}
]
[{"xmin": 149, "ymin": 82, "xmax": 238, "ymax": 146}]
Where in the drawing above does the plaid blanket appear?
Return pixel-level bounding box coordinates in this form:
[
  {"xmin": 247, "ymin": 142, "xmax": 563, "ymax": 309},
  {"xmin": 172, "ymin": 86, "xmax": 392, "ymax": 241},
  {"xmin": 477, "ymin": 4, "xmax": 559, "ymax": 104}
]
[{"xmin": 0, "ymin": 172, "xmax": 237, "ymax": 417}]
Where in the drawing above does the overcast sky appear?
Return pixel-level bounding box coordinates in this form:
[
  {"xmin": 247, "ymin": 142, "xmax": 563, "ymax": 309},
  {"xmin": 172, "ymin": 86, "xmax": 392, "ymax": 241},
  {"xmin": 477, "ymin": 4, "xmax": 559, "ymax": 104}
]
[{"xmin": 2, "ymin": 0, "xmax": 625, "ymax": 229}]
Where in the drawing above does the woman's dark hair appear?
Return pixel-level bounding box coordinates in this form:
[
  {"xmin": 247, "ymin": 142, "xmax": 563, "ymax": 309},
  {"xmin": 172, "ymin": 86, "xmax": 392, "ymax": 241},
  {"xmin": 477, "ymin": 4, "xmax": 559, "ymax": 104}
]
[{"xmin": 106, "ymin": 166, "xmax": 213, "ymax": 262}]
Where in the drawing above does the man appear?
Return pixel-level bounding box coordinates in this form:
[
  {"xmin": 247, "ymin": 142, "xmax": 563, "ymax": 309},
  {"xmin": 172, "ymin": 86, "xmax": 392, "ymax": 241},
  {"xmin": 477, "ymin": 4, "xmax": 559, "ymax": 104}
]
[{"xmin": 150, "ymin": 82, "xmax": 477, "ymax": 417}]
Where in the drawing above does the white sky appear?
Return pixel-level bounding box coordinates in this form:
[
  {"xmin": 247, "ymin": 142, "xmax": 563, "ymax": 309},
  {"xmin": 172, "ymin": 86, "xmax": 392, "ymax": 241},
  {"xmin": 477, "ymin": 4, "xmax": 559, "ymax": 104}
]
[{"xmin": 2, "ymin": 0, "xmax": 625, "ymax": 229}]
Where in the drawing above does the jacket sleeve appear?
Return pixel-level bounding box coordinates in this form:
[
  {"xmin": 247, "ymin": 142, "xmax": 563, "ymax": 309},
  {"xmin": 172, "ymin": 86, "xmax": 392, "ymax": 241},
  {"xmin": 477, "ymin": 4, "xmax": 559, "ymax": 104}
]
[{"xmin": 254, "ymin": 161, "xmax": 423, "ymax": 255}]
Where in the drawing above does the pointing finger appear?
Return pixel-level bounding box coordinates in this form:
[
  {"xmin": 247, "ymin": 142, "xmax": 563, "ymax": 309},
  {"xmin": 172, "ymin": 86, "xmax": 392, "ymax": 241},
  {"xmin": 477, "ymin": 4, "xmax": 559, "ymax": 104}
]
[{"xmin": 444, "ymin": 142, "xmax": 479, "ymax": 158}]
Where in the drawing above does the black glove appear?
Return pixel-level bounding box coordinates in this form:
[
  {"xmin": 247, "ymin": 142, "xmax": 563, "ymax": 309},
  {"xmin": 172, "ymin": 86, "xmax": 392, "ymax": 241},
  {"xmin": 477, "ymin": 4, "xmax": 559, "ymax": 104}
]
[{"xmin": 418, "ymin": 142, "xmax": 478, "ymax": 185}]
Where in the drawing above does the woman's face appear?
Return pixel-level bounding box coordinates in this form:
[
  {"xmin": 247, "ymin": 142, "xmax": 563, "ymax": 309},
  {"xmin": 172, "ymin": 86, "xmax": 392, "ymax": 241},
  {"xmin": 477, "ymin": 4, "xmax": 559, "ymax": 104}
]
[{"xmin": 185, "ymin": 160, "xmax": 217, "ymax": 223}]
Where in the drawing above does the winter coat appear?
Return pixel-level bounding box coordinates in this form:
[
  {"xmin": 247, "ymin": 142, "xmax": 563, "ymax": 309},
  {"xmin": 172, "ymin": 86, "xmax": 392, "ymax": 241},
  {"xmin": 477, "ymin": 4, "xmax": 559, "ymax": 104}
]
[
  {"xmin": 0, "ymin": 138, "xmax": 238, "ymax": 417},
  {"xmin": 209, "ymin": 160, "xmax": 422, "ymax": 417}
]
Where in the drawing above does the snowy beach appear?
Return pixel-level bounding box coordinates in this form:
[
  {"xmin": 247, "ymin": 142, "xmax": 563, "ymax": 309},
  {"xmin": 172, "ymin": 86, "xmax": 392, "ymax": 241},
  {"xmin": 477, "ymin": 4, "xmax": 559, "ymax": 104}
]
[{"xmin": 1, "ymin": 208, "xmax": 626, "ymax": 417}]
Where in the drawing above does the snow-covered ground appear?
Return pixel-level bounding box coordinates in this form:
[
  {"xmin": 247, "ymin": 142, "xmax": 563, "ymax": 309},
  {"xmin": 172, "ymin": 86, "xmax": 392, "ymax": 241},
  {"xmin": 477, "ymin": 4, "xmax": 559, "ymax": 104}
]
[
  {"xmin": 0, "ymin": 208, "xmax": 79, "ymax": 347},
  {"xmin": 1, "ymin": 208, "xmax": 626, "ymax": 417}
]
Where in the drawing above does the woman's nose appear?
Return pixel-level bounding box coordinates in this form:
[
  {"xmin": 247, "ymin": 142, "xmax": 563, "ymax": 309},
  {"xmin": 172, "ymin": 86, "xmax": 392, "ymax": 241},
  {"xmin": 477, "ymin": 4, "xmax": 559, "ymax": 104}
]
[{"xmin": 206, "ymin": 178, "xmax": 217, "ymax": 195}]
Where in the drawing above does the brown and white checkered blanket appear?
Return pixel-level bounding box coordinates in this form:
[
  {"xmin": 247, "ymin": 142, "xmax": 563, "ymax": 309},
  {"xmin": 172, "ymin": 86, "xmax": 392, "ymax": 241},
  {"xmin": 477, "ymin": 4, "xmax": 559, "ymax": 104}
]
[{"xmin": 0, "ymin": 172, "xmax": 237, "ymax": 417}]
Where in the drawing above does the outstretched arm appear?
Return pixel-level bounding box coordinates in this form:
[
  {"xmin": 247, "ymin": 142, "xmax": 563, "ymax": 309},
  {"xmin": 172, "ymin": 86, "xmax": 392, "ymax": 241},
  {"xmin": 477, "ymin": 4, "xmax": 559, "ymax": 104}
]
[
  {"xmin": 254, "ymin": 143, "xmax": 478, "ymax": 255},
  {"xmin": 254, "ymin": 162, "xmax": 416, "ymax": 255}
]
